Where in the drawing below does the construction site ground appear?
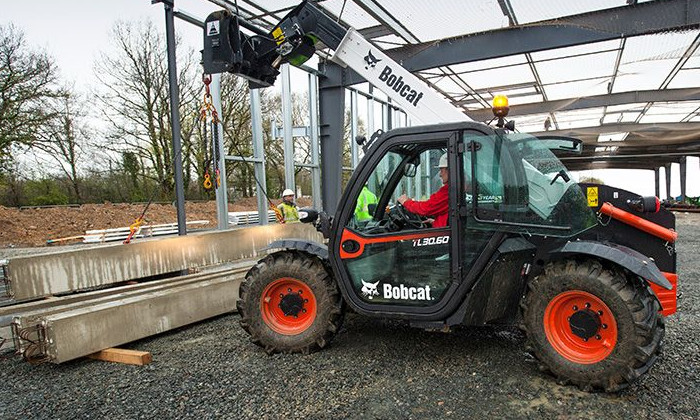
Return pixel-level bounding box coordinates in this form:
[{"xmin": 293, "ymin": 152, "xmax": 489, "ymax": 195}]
[
  {"xmin": 0, "ymin": 212, "xmax": 697, "ymax": 418},
  {"xmin": 0, "ymin": 198, "xmax": 311, "ymax": 248}
]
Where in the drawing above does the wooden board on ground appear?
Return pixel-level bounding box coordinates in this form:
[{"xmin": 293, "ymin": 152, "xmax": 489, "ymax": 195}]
[{"xmin": 88, "ymin": 348, "xmax": 152, "ymax": 365}]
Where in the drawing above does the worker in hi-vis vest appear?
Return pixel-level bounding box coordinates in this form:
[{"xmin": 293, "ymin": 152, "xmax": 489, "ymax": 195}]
[
  {"xmin": 278, "ymin": 189, "xmax": 300, "ymax": 223},
  {"xmin": 355, "ymin": 185, "xmax": 378, "ymax": 221}
]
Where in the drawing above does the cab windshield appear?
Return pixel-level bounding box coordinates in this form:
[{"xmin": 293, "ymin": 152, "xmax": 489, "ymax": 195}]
[{"xmin": 465, "ymin": 131, "xmax": 597, "ymax": 237}]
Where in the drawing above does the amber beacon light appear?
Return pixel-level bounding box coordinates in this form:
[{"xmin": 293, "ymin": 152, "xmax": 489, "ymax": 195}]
[{"xmin": 492, "ymin": 95, "xmax": 510, "ymax": 118}]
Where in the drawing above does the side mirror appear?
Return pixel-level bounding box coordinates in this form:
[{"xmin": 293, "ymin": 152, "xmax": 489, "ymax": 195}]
[{"xmin": 298, "ymin": 208, "xmax": 319, "ymax": 224}]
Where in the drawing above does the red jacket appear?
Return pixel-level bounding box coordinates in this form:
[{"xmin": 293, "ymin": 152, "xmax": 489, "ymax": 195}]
[{"xmin": 403, "ymin": 184, "xmax": 449, "ymax": 228}]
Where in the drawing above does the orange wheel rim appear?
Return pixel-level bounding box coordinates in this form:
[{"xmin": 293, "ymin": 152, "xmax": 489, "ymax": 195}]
[
  {"xmin": 544, "ymin": 290, "xmax": 618, "ymax": 364},
  {"xmin": 261, "ymin": 278, "xmax": 317, "ymax": 335}
]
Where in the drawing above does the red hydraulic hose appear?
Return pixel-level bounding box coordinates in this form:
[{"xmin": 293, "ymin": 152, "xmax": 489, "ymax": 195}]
[{"xmin": 599, "ymin": 202, "xmax": 677, "ymax": 243}]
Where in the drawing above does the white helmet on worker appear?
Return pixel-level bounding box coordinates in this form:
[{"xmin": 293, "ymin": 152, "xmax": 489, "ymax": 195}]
[
  {"xmin": 437, "ymin": 153, "xmax": 448, "ymax": 168},
  {"xmin": 282, "ymin": 189, "xmax": 295, "ymax": 198}
]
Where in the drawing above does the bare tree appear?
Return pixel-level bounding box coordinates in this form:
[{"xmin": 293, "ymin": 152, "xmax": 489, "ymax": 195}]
[
  {"xmin": 31, "ymin": 91, "xmax": 89, "ymax": 202},
  {"xmin": 0, "ymin": 24, "xmax": 65, "ymax": 162},
  {"xmin": 93, "ymin": 20, "xmax": 200, "ymax": 198}
]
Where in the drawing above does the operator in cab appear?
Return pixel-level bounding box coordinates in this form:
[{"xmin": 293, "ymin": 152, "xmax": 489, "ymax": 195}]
[
  {"xmin": 397, "ymin": 153, "xmax": 449, "ymax": 228},
  {"xmin": 278, "ymin": 189, "xmax": 300, "ymax": 223}
]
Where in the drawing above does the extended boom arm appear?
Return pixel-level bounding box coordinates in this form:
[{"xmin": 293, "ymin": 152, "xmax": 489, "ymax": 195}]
[{"xmin": 203, "ymin": 0, "xmax": 467, "ymax": 124}]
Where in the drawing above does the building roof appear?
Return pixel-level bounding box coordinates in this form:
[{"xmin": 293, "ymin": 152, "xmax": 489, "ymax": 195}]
[{"xmin": 225, "ymin": 0, "xmax": 700, "ymax": 170}]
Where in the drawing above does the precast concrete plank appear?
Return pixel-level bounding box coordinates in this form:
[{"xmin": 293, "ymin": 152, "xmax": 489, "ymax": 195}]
[
  {"xmin": 3, "ymin": 223, "xmax": 322, "ymax": 301},
  {"xmin": 9, "ymin": 266, "xmax": 251, "ymax": 335},
  {"xmin": 39, "ymin": 271, "xmax": 245, "ymax": 363},
  {"xmin": 1, "ymin": 263, "xmax": 252, "ymax": 323}
]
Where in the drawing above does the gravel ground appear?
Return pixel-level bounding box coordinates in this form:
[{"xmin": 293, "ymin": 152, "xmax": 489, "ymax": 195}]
[{"xmin": 1, "ymin": 213, "xmax": 698, "ymax": 419}]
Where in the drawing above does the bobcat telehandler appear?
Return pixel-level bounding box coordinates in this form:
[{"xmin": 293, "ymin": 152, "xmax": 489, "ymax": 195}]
[{"xmin": 203, "ymin": 1, "xmax": 678, "ymax": 392}]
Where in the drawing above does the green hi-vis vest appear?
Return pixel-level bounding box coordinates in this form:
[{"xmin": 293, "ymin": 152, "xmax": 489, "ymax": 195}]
[
  {"xmin": 278, "ymin": 202, "xmax": 300, "ymax": 223},
  {"xmin": 355, "ymin": 187, "xmax": 378, "ymax": 221}
]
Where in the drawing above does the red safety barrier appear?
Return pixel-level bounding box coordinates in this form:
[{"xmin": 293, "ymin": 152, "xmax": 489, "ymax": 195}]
[{"xmin": 599, "ymin": 202, "xmax": 678, "ymax": 243}]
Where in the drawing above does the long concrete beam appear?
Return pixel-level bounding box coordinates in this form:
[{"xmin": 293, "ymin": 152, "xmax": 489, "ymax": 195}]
[
  {"xmin": 15, "ymin": 269, "xmax": 246, "ymax": 363},
  {"xmin": 2, "ymin": 224, "xmax": 322, "ymax": 302}
]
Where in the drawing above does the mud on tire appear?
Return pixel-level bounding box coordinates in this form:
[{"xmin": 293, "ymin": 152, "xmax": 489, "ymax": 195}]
[
  {"xmin": 522, "ymin": 259, "xmax": 664, "ymax": 392},
  {"xmin": 237, "ymin": 251, "xmax": 344, "ymax": 354}
]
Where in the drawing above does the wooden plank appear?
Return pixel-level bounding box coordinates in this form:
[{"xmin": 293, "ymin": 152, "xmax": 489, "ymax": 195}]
[{"xmin": 88, "ymin": 348, "xmax": 152, "ymax": 365}]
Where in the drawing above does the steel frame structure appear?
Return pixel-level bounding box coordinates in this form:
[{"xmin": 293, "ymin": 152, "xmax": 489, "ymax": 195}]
[{"xmin": 156, "ymin": 0, "xmax": 700, "ymax": 222}]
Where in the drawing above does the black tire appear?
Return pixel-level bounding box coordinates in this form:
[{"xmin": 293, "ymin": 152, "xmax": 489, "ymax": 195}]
[
  {"xmin": 522, "ymin": 259, "xmax": 664, "ymax": 392},
  {"xmin": 237, "ymin": 251, "xmax": 344, "ymax": 354}
]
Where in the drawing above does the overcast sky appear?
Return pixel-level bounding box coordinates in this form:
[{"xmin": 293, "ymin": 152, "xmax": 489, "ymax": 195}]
[{"xmin": 2, "ymin": 0, "xmax": 698, "ymax": 199}]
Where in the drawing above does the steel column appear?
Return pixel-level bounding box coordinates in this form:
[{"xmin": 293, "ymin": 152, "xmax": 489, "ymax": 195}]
[
  {"xmin": 318, "ymin": 62, "xmax": 345, "ymax": 214},
  {"xmin": 680, "ymin": 156, "xmax": 687, "ymax": 203},
  {"xmin": 654, "ymin": 167, "xmax": 660, "ymax": 198},
  {"xmin": 162, "ymin": 0, "xmax": 187, "ymax": 235},
  {"xmin": 250, "ymin": 89, "xmax": 268, "ymax": 225},
  {"xmin": 308, "ymin": 74, "xmax": 322, "ymax": 210},
  {"xmin": 211, "ymin": 74, "xmax": 229, "ymax": 230},
  {"xmin": 350, "ymin": 89, "xmax": 359, "ymax": 169},
  {"xmin": 367, "ymin": 85, "xmax": 375, "ymax": 137},
  {"xmin": 281, "ymin": 64, "xmax": 295, "ymax": 194},
  {"xmin": 665, "ymin": 163, "xmax": 673, "ymax": 200}
]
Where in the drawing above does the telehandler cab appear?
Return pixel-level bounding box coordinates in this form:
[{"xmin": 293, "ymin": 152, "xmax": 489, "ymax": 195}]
[{"xmin": 203, "ymin": 1, "xmax": 678, "ymax": 392}]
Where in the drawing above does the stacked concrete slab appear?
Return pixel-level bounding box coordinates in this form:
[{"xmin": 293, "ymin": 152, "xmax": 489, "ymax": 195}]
[{"xmin": 0, "ymin": 224, "xmax": 324, "ymax": 363}]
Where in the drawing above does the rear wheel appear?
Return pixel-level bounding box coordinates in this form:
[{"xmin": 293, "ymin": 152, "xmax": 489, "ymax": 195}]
[
  {"xmin": 522, "ymin": 259, "xmax": 664, "ymax": 392},
  {"xmin": 237, "ymin": 251, "xmax": 344, "ymax": 354}
]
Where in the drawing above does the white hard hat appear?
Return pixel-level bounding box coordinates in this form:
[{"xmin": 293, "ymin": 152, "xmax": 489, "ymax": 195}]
[
  {"xmin": 436, "ymin": 153, "xmax": 448, "ymax": 168},
  {"xmin": 282, "ymin": 189, "xmax": 295, "ymax": 197}
]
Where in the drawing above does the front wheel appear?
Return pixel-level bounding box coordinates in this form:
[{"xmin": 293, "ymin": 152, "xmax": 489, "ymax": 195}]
[
  {"xmin": 522, "ymin": 259, "xmax": 664, "ymax": 392},
  {"xmin": 237, "ymin": 251, "xmax": 344, "ymax": 354}
]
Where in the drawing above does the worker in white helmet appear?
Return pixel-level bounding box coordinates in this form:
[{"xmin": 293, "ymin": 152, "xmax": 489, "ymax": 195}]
[{"xmin": 278, "ymin": 189, "xmax": 300, "ymax": 223}]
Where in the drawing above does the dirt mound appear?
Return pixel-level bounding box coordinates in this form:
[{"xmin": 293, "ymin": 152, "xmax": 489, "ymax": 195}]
[{"xmin": 0, "ymin": 197, "xmax": 311, "ymax": 248}]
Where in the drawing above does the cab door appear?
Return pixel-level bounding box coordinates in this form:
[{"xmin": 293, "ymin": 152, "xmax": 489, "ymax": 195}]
[{"xmin": 331, "ymin": 131, "xmax": 458, "ymax": 315}]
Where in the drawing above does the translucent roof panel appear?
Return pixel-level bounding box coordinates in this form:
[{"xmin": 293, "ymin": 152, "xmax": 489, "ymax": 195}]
[
  {"xmin": 530, "ymin": 39, "xmax": 621, "ymax": 62},
  {"xmin": 318, "ymin": 0, "xmax": 380, "ymax": 30},
  {"xmin": 506, "ymin": 93, "xmax": 545, "ymax": 106},
  {"xmin": 605, "ymin": 103, "xmax": 648, "ymax": 113},
  {"xmin": 602, "ymin": 112, "xmax": 642, "ymax": 124},
  {"xmin": 454, "ymin": 64, "xmax": 534, "ymax": 90},
  {"xmin": 544, "ymin": 79, "xmax": 609, "ymax": 101},
  {"xmin": 597, "ymin": 132, "xmax": 628, "ymax": 143},
  {"xmin": 639, "ymin": 102, "xmax": 700, "ymax": 123},
  {"xmin": 553, "ymin": 108, "xmax": 606, "ymax": 130},
  {"xmin": 535, "ymin": 50, "xmax": 617, "ymax": 85},
  {"xmin": 513, "ymin": 113, "xmax": 553, "ymax": 133},
  {"xmin": 613, "ymin": 31, "xmax": 699, "ymax": 92},
  {"xmin": 667, "ymin": 69, "xmax": 700, "ymax": 89},
  {"xmin": 510, "ymin": 0, "xmax": 635, "ymax": 25},
  {"xmin": 450, "ymin": 55, "xmax": 529, "ymax": 74},
  {"xmin": 378, "ymin": 0, "xmax": 507, "ymax": 42},
  {"xmin": 430, "ymin": 76, "xmax": 469, "ymax": 97}
]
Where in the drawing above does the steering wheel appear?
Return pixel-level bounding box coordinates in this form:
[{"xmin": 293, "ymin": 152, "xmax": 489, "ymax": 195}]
[{"xmin": 392, "ymin": 203, "xmax": 426, "ymax": 230}]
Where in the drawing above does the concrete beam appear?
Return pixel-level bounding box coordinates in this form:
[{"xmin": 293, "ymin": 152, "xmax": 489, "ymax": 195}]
[
  {"xmin": 3, "ymin": 224, "xmax": 322, "ymax": 302},
  {"xmin": 15, "ymin": 269, "xmax": 245, "ymax": 363}
]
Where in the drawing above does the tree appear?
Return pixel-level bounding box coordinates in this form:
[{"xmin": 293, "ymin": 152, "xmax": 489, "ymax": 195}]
[
  {"xmin": 31, "ymin": 91, "xmax": 90, "ymax": 202},
  {"xmin": 93, "ymin": 20, "xmax": 200, "ymax": 199},
  {"xmin": 0, "ymin": 24, "xmax": 65, "ymax": 162}
]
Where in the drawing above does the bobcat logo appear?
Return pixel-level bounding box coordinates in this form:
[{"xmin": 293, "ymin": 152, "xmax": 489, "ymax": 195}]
[
  {"xmin": 364, "ymin": 50, "xmax": 381, "ymax": 69},
  {"xmin": 361, "ymin": 279, "xmax": 380, "ymax": 299}
]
